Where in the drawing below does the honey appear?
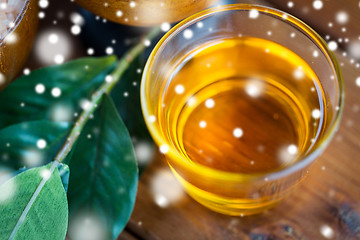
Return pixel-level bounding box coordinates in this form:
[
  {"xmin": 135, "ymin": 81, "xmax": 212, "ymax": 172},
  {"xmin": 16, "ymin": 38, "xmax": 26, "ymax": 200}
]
[{"xmin": 162, "ymin": 37, "xmax": 325, "ymax": 174}]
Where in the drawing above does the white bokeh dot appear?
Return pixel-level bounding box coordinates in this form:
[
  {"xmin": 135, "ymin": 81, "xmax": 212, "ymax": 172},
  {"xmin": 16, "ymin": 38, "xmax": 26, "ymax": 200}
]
[
  {"xmin": 245, "ymin": 83, "xmax": 261, "ymax": 97},
  {"xmin": 149, "ymin": 115, "xmax": 156, "ymax": 123},
  {"xmin": 313, "ymin": 50, "xmax": 319, "ymax": 57},
  {"xmin": 69, "ymin": 213, "xmax": 107, "ymax": 240},
  {"xmin": 348, "ymin": 41, "xmax": 360, "ymax": 59},
  {"xmin": 105, "ymin": 47, "xmax": 114, "ymax": 55},
  {"xmin": 0, "ymin": 73, "xmax": 5, "ymax": 86},
  {"xmin": 87, "ymin": 48, "xmax": 94, "ymax": 55},
  {"xmin": 38, "ymin": 12, "xmax": 45, "ymax": 19},
  {"xmin": 249, "ymin": 9, "xmax": 259, "ymax": 19},
  {"xmin": 293, "ymin": 67, "xmax": 305, "ymax": 80},
  {"xmin": 39, "ymin": 0, "xmax": 49, "ymax": 8},
  {"xmin": 187, "ymin": 97, "xmax": 196, "ymax": 106},
  {"xmin": 154, "ymin": 194, "xmax": 169, "ymax": 207},
  {"xmin": 54, "ymin": 54, "xmax": 64, "ymax": 64},
  {"xmin": 129, "ymin": 1, "xmax": 136, "ymax": 8},
  {"xmin": 150, "ymin": 169, "xmax": 184, "ymax": 208},
  {"xmin": 312, "ymin": 109, "xmax": 321, "ymax": 119},
  {"xmin": 356, "ymin": 77, "xmax": 360, "ymax": 87},
  {"xmin": 233, "ymin": 128, "xmax": 243, "ymax": 138},
  {"xmin": 205, "ymin": 98, "xmax": 215, "ymax": 108},
  {"xmin": 175, "ymin": 84, "xmax": 185, "ymax": 94},
  {"xmin": 48, "ymin": 33, "xmax": 59, "ymax": 44},
  {"xmin": 135, "ymin": 141, "xmax": 154, "ymax": 165},
  {"xmin": 287, "ymin": 1, "xmax": 294, "ymax": 8},
  {"xmin": 159, "ymin": 144, "xmax": 169, "ymax": 154},
  {"xmin": 336, "ymin": 11, "xmax": 349, "ymax": 24},
  {"xmin": 0, "ymin": 170, "xmax": 17, "ymax": 201},
  {"xmin": 37, "ymin": 139, "xmax": 47, "ymax": 149},
  {"xmin": 116, "ymin": 10, "xmax": 123, "ymax": 17},
  {"xmin": 320, "ymin": 225, "xmax": 334, "ymax": 239},
  {"xmin": 35, "ymin": 29, "xmax": 72, "ymax": 65},
  {"xmin": 51, "ymin": 87, "xmax": 62, "ymax": 97},
  {"xmin": 143, "ymin": 39, "xmax": 151, "ymax": 47},
  {"xmin": 0, "ymin": 2, "xmax": 7, "ymax": 10},
  {"xmin": 23, "ymin": 68, "xmax": 31, "ymax": 75},
  {"xmin": 199, "ymin": 121, "xmax": 207, "ymax": 128},
  {"xmin": 70, "ymin": 12, "xmax": 85, "ymax": 25},
  {"xmin": 287, "ymin": 144, "xmax": 298, "ymax": 155},
  {"xmin": 71, "ymin": 25, "xmax": 81, "ymax": 35},
  {"xmin": 105, "ymin": 75, "xmax": 112, "ymax": 83},
  {"xmin": 161, "ymin": 22, "xmax": 171, "ymax": 32},
  {"xmin": 80, "ymin": 99, "xmax": 91, "ymax": 110},
  {"xmin": 328, "ymin": 41, "xmax": 338, "ymax": 51},
  {"xmin": 35, "ymin": 84, "xmax": 45, "ymax": 94},
  {"xmin": 183, "ymin": 29, "xmax": 193, "ymax": 39},
  {"xmin": 313, "ymin": 0, "xmax": 323, "ymax": 10}
]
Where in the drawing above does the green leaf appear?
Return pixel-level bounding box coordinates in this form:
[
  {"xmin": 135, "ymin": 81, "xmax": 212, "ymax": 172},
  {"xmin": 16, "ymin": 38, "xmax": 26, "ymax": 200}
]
[
  {"xmin": 0, "ymin": 121, "xmax": 71, "ymax": 171},
  {"xmin": 0, "ymin": 162, "xmax": 69, "ymax": 240},
  {"xmin": 110, "ymin": 54, "xmax": 155, "ymax": 172},
  {"xmin": 67, "ymin": 94, "xmax": 138, "ymax": 240},
  {"xmin": 1, "ymin": 163, "xmax": 70, "ymax": 194},
  {"xmin": 0, "ymin": 56, "xmax": 116, "ymax": 129},
  {"xmin": 111, "ymin": 54, "xmax": 151, "ymax": 141}
]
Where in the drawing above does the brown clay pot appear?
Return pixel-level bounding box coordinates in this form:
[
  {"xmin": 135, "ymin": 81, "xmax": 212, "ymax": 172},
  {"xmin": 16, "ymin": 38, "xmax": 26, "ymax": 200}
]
[
  {"xmin": 0, "ymin": 0, "xmax": 39, "ymax": 91},
  {"xmin": 75, "ymin": 0, "xmax": 218, "ymax": 26}
]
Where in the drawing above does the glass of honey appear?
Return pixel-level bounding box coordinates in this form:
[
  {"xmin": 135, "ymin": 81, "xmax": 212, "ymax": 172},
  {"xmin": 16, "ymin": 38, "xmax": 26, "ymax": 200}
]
[{"xmin": 141, "ymin": 4, "xmax": 344, "ymax": 215}]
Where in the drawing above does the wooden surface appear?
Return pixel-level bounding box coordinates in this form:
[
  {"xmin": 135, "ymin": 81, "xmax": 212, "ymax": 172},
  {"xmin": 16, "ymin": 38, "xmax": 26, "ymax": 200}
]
[{"xmin": 17, "ymin": 0, "xmax": 360, "ymax": 239}]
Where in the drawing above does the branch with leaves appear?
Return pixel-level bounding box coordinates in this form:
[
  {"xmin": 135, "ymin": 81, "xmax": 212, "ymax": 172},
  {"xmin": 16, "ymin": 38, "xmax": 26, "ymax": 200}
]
[{"xmin": 0, "ymin": 27, "xmax": 160, "ymax": 240}]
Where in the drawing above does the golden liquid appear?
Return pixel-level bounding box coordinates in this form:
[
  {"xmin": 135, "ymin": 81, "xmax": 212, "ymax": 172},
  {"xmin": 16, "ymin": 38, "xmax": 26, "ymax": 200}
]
[{"xmin": 162, "ymin": 37, "xmax": 325, "ymax": 174}]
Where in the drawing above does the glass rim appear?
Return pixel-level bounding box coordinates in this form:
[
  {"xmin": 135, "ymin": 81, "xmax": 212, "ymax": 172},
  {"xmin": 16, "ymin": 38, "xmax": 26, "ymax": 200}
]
[
  {"xmin": 0, "ymin": 0, "xmax": 30, "ymax": 44},
  {"xmin": 141, "ymin": 3, "xmax": 345, "ymax": 182}
]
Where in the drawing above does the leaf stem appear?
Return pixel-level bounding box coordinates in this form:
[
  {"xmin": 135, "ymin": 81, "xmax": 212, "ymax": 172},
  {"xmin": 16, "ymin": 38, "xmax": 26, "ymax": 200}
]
[{"xmin": 54, "ymin": 27, "xmax": 161, "ymax": 163}]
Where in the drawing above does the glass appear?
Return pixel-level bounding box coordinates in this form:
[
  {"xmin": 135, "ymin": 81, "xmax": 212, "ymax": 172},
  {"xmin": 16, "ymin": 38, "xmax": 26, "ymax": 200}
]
[
  {"xmin": 141, "ymin": 4, "xmax": 344, "ymax": 215},
  {"xmin": 0, "ymin": 0, "xmax": 39, "ymax": 90},
  {"xmin": 74, "ymin": 0, "xmax": 218, "ymax": 26}
]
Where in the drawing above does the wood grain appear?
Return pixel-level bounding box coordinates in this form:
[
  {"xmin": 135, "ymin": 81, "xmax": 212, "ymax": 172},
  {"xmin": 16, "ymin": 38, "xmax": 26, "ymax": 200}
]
[{"xmin": 266, "ymin": 0, "xmax": 360, "ymax": 60}]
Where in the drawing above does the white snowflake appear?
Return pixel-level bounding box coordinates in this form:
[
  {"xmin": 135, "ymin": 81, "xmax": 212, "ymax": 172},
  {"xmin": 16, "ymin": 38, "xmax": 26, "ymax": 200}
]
[
  {"xmin": 36, "ymin": 139, "xmax": 47, "ymax": 149},
  {"xmin": 313, "ymin": 0, "xmax": 323, "ymax": 10},
  {"xmin": 205, "ymin": 98, "xmax": 215, "ymax": 108},
  {"xmin": 183, "ymin": 29, "xmax": 193, "ymax": 39},
  {"xmin": 233, "ymin": 128, "xmax": 243, "ymax": 138},
  {"xmin": 35, "ymin": 84, "xmax": 45, "ymax": 94}
]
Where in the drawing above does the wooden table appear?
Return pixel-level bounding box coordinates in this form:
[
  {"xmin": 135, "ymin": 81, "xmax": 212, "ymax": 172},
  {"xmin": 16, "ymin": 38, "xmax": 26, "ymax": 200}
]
[{"xmin": 25, "ymin": 0, "xmax": 360, "ymax": 239}]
